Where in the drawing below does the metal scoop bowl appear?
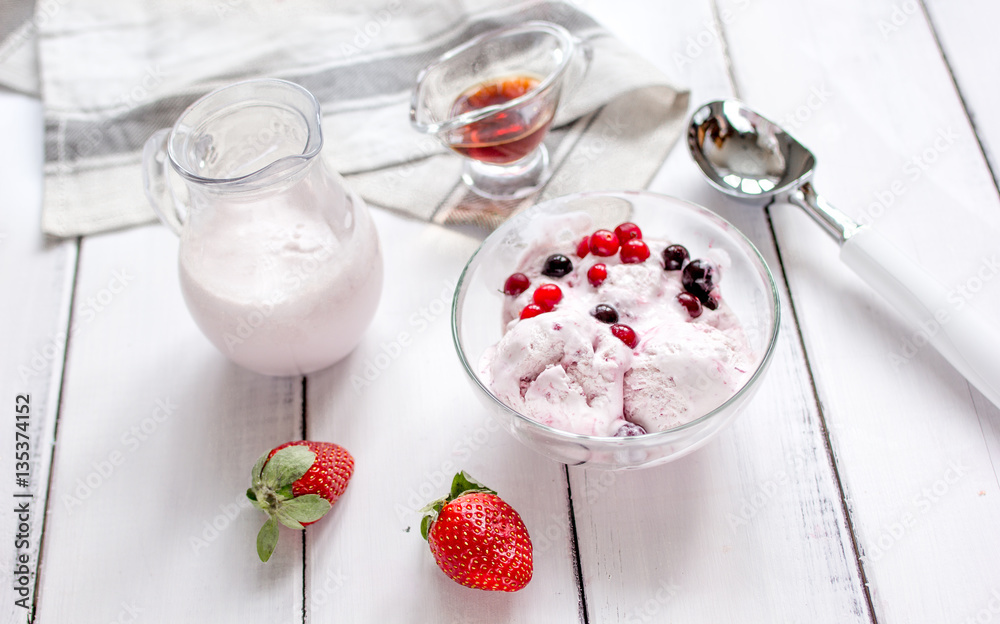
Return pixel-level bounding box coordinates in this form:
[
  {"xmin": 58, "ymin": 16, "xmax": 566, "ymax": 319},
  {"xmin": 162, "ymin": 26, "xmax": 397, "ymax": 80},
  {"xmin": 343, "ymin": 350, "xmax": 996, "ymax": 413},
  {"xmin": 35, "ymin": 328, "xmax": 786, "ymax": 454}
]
[{"xmin": 688, "ymin": 99, "xmax": 1000, "ymax": 408}]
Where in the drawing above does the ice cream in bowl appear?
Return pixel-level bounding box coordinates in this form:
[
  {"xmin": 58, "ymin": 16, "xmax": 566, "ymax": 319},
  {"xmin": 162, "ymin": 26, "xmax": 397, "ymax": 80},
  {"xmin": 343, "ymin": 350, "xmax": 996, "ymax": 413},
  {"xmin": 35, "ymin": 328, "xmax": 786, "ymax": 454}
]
[{"xmin": 452, "ymin": 191, "xmax": 780, "ymax": 469}]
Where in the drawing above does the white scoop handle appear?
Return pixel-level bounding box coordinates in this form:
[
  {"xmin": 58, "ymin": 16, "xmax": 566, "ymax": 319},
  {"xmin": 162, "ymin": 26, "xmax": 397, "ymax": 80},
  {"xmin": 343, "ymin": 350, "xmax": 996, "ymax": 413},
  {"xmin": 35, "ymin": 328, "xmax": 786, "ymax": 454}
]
[{"xmin": 840, "ymin": 226, "xmax": 1000, "ymax": 407}]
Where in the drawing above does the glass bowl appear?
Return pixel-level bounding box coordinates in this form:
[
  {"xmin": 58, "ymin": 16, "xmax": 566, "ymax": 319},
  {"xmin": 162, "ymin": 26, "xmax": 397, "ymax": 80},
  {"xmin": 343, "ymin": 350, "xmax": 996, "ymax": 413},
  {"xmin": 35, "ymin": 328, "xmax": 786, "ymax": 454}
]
[{"xmin": 451, "ymin": 190, "xmax": 780, "ymax": 470}]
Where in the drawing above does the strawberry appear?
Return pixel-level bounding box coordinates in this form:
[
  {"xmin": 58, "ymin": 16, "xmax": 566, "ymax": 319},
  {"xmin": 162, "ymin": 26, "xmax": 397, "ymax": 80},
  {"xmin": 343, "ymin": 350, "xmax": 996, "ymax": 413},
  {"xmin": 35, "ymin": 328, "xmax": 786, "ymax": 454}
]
[
  {"xmin": 247, "ymin": 441, "xmax": 354, "ymax": 562},
  {"xmin": 420, "ymin": 472, "xmax": 532, "ymax": 592}
]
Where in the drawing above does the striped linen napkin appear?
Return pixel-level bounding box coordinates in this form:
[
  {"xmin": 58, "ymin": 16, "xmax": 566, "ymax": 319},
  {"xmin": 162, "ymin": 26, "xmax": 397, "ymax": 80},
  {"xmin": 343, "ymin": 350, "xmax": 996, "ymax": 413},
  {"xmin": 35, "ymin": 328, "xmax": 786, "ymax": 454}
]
[{"xmin": 0, "ymin": 0, "xmax": 689, "ymax": 236}]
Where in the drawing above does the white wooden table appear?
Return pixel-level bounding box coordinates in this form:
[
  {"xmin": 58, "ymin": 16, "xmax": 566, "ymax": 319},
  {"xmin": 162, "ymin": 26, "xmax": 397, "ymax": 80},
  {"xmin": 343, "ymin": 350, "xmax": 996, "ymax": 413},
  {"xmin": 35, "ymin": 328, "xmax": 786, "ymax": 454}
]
[{"xmin": 3, "ymin": 1, "xmax": 999, "ymax": 622}]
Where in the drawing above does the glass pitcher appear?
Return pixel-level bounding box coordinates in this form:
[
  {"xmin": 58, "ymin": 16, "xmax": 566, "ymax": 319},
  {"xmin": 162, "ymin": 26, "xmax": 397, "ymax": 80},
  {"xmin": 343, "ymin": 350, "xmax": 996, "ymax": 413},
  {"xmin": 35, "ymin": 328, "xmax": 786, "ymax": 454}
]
[{"xmin": 142, "ymin": 78, "xmax": 383, "ymax": 376}]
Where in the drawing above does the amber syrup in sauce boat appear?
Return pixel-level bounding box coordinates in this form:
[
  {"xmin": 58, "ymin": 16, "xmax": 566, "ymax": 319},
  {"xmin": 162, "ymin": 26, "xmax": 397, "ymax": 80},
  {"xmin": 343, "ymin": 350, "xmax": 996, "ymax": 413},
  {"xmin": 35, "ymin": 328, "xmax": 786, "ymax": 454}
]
[{"xmin": 448, "ymin": 75, "xmax": 553, "ymax": 164}]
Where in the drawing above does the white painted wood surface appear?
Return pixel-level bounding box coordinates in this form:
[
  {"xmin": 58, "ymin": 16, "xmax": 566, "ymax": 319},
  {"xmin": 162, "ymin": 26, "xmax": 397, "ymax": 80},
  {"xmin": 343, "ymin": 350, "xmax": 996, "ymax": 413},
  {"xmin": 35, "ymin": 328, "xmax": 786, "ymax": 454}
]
[
  {"xmin": 0, "ymin": 93, "xmax": 77, "ymax": 624},
  {"xmin": 719, "ymin": 1, "xmax": 1000, "ymax": 623},
  {"xmin": 0, "ymin": 1, "xmax": 998, "ymax": 623},
  {"xmin": 924, "ymin": 0, "xmax": 1000, "ymax": 187}
]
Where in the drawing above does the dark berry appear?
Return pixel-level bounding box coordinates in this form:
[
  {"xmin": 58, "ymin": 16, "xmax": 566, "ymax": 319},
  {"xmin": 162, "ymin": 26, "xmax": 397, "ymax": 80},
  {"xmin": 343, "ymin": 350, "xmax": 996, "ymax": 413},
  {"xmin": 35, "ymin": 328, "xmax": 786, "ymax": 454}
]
[
  {"xmin": 541, "ymin": 254, "xmax": 573, "ymax": 278},
  {"xmin": 614, "ymin": 422, "xmax": 647, "ymax": 437},
  {"xmin": 591, "ymin": 304, "xmax": 619, "ymax": 324},
  {"xmin": 614, "ymin": 222, "xmax": 642, "ymax": 245},
  {"xmin": 610, "ymin": 323, "xmax": 638, "ymax": 349},
  {"xmin": 677, "ymin": 292, "xmax": 703, "ymax": 319},
  {"xmin": 589, "ymin": 230, "xmax": 620, "ymax": 257},
  {"xmin": 662, "ymin": 245, "xmax": 689, "ymax": 271},
  {"xmin": 682, "ymin": 259, "xmax": 717, "ymax": 302},
  {"xmin": 620, "ymin": 240, "xmax": 650, "ymax": 264},
  {"xmin": 704, "ymin": 290, "xmax": 721, "ymax": 310},
  {"xmin": 587, "ymin": 263, "xmax": 608, "ymax": 287},
  {"xmin": 520, "ymin": 304, "xmax": 545, "ymax": 320},
  {"xmin": 576, "ymin": 236, "xmax": 590, "ymax": 259},
  {"xmin": 532, "ymin": 283, "xmax": 563, "ymax": 310},
  {"xmin": 503, "ymin": 272, "xmax": 530, "ymax": 296}
]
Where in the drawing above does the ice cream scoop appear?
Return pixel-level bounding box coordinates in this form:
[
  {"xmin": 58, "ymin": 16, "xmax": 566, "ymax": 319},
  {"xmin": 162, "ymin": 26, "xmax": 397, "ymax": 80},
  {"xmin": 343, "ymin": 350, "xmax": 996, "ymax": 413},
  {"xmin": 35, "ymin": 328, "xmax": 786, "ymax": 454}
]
[{"xmin": 688, "ymin": 99, "xmax": 1000, "ymax": 408}]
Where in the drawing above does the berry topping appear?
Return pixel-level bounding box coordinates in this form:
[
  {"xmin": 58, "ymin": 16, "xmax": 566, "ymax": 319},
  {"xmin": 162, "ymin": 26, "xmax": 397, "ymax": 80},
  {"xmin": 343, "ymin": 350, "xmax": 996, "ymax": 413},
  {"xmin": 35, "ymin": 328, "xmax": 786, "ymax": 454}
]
[
  {"xmin": 575, "ymin": 236, "xmax": 590, "ymax": 259},
  {"xmin": 532, "ymin": 284, "xmax": 563, "ymax": 310},
  {"xmin": 520, "ymin": 304, "xmax": 545, "ymax": 319},
  {"xmin": 614, "ymin": 222, "xmax": 642, "ymax": 244},
  {"xmin": 587, "ymin": 263, "xmax": 608, "ymax": 287},
  {"xmin": 614, "ymin": 422, "xmax": 647, "ymax": 437},
  {"xmin": 620, "ymin": 240, "xmax": 651, "ymax": 264},
  {"xmin": 590, "ymin": 304, "xmax": 619, "ymax": 324},
  {"xmin": 682, "ymin": 259, "xmax": 717, "ymax": 302},
  {"xmin": 610, "ymin": 323, "xmax": 639, "ymax": 349},
  {"xmin": 677, "ymin": 292, "xmax": 703, "ymax": 318},
  {"xmin": 704, "ymin": 290, "xmax": 721, "ymax": 310},
  {"xmin": 589, "ymin": 230, "xmax": 620, "ymax": 257},
  {"xmin": 662, "ymin": 245, "xmax": 689, "ymax": 271},
  {"xmin": 541, "ymin": 254, "xmax": 573, "ymax": 278},
  {"xmin": 503, "ymin": 273, "xmax": 530, "ymax": 297}
]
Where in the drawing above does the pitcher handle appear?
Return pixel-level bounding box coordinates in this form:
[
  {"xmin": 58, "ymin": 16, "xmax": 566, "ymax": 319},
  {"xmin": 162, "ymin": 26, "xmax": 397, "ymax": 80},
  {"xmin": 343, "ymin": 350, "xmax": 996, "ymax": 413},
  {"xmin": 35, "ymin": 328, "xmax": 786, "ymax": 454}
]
[{"xmin": 142, "ymin": 128, "xmax": 186, "ymax": 236}]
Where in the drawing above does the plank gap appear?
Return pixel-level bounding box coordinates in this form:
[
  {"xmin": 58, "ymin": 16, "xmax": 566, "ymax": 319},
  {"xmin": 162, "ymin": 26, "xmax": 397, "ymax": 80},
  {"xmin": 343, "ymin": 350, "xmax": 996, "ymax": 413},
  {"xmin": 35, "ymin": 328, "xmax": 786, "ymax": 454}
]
[
  {"xmin": 301, "ymin": 376, "xmax": 308, "ymax": 440},
  {"xmin": 918, "ymin": 0, "xmax": 1000, "ymax": 199},
  {"xmin": 301, "ymin": 375, "xmax": 308, "ymax": 623},
  {"xmin": 763, "ymin": 204, "xmax": 878, "ymax": 624},
  {"xmin": 562, "ymin": 465, "xmax": 590, "ymax": 624},
  {"xmin": 28, "ymin": 236, "xmax": 82, "ymax": 624},
  {"xmin": 301, "ymin": 530, "xmax": 308, "ymax": 624}
]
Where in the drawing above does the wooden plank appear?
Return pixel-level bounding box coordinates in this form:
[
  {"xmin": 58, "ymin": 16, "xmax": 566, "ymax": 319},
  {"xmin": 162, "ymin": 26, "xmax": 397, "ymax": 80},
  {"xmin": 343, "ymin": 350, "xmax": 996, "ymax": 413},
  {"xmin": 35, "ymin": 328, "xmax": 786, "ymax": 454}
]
[
  {"xmin": 566, "ymin": 1, "xmax": 873, "ymax": 621},
  {"xmin": 305, "ymin": 210, "xmax": 585, "ymax": 622},
  {"xmin": 924, "ymin": 0, "xmax": 1000, "ymax": 190},
  {"xmin": 719, "ymin": 0, "xmax": 1000, "ymax": 621},
  {"xmin": 34, "ymin": 223, "xmax": 306, "ymax": 623},
  {"xmin": 0, "ymin": 93, "xmax": 77, "ymax": 624}
]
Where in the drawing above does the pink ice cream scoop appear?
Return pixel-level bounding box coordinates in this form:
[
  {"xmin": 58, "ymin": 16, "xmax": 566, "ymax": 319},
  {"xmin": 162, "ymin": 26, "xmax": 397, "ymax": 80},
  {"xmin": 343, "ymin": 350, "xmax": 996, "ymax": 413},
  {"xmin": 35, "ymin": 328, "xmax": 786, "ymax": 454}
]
[{"xmin": 481, "ymin": 213, "xmax": 754, "ymax": 438}]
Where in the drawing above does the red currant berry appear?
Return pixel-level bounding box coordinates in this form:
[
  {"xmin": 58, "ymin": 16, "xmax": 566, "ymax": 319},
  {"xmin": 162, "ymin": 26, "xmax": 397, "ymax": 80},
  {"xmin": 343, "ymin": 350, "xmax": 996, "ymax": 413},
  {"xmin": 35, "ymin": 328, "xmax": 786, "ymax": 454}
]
[
  {"xmin": 520, "ymin": 304, "xmax": 546, "ymax": 320},
  {"xmin": 587, "ymin": 263, "xmax": 608, "ymax": 287},
  {"xmin": 576, "ymin": 236, "xmax": 590, "ymax": 259},
  {"xmin": 619, "ymin": 240, "xmax": 650, "ymax": 264},
  {"xmin": 677, "ymin": 292, "xmax": 703, "ymax": 318},
  {"xmin": 532, "ymin": 283, "xmax": 563, "ymax": 310},
  {"xmin": 614, "ymin": 222, "xmax": 642, "ymax": 244},
  {"xmin": 503, "ymin": 272, "xmax": 530, "ymax": 296},
  {"xmin": 610, "ymin": 323, "xmax": 639, "ymax": 349},
  {"xmin": 589, "ymin": 230, "xmax": 620, "ymax": 257}
]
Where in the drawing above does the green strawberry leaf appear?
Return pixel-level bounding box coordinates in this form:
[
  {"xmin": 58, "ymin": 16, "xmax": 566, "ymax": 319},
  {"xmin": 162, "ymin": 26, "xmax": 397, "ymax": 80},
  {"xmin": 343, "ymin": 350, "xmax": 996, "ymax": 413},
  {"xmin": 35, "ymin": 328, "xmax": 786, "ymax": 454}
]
[
  {"xmin": 261, "ymin": 446, "xmax": 315, "ymax": 490},
  {"xmin": 257, "ymin": 517, "xmax": 279, "ymax": 562},
  {"xmin": 420, "ymin": 514, "xmax": 433, "ymax": 541},
  {"xmin": 250, "ymin": 451, "xmax": 269, "ymax": 489},
  {"xmin": 247, "ymin": 489, "xmax": 266, "ymax": 511},
  {"xmin": 274, "ymin": 507, "xmax": 305, "ymax": 530},
  {"xmin": 282, "ymin": 494, "xmax": 332, "ymax": 524},
  {"xmin": 276, "ymin": 485, "xmax": 294, "ymax": 500},
  {"xmin": 450, "ymin": 471, "xmax": 496, "ymax": 500}
]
